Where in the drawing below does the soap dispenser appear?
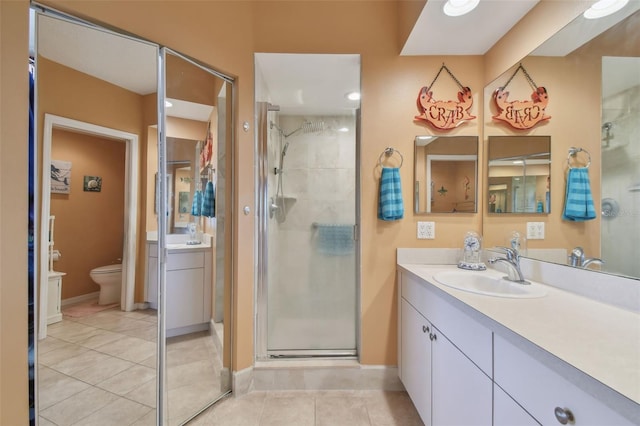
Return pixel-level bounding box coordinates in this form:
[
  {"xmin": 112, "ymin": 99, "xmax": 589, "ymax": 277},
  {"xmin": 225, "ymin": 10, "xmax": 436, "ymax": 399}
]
[{"xmin": 458, "ymin": 231, "xmax": 486, "ymax": 270}]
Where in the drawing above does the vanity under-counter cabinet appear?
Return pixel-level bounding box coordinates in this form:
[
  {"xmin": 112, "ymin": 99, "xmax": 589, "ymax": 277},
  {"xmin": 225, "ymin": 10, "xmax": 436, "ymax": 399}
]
[
  {"xmin": 399, "ymin": 272, "xmax": 492, "ymax": 425},
  {"xmin": 146, "ymin": 242, "xmax": 212, "ymax": 337},
  {"xmin": 398, "ymin": 267, "xmax": 637, "ymax": 426}
]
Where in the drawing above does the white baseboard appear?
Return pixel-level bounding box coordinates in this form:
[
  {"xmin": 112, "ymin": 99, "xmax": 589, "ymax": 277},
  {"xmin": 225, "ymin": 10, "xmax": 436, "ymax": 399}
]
[{"xmin": 61, "ymin": 291, "xmax": 99, "ymax": 307}]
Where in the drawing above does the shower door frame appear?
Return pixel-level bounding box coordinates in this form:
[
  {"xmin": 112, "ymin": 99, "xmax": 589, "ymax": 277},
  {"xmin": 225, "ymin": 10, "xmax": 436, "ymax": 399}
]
[{"xmin": 255, "ymin": 101, "xmax": 362, "ymax": 360}]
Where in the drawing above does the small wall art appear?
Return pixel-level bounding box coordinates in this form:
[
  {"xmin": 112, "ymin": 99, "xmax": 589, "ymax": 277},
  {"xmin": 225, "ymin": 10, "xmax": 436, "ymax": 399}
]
[
  {"xmin": 83, "ymin": 176, "xmax": 102, "ymax": 192},
  {"xmin": 51, "ymin": 160, "xmax": 71, "ymax": 194}
]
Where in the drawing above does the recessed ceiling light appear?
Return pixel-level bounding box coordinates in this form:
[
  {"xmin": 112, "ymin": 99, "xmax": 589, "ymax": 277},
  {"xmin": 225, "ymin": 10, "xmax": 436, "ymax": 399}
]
[
  {"xmin": 346, "ymin": 92, "xmax": 361, "ymax": 101},
  {"xmin": 443, "ymin": 0, "xmax": 480, "ymax": 17},
  {"xmin": 583, "ymin": 0, "xmax": 628, "ymax": 19},
  {"xmin": 165, "ymin": 100, "xmax": 173, "ymax": 108}
]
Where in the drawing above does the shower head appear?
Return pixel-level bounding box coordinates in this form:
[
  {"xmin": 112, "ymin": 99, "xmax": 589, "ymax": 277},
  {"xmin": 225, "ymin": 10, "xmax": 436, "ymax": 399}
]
[
  {"xmin": 284, "ymin": 120, "xmax": 326, "ymax": 138},
  {"xmin": 282, "ymin": 141, "xmax": 290, "ymax": 157}
]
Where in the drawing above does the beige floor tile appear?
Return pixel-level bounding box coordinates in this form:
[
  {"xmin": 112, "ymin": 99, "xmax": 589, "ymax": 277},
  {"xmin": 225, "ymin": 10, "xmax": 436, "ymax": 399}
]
[
  {"xmin": 120, "ymin": 323, "xmax": 158, "ymax": 342},
  {"xmin": 48, "ymin": 349, "xmax": 115, "ymax": 376},
  {"xmin": 124, "ymin": 377, "xmax": 158, "ymax": 408},
  {"xmin": 167, "ymin": 358, "xmax": 217, "ymax": 391},
  {"xmin": 38, "ymin": 343, "xmax": 90, "ymax": 367},
  {"xmin": 71, "ymin": 396, "xmax": 152, "ymax": 426},
  {"xmin": 316, "ymin": 395, "xmax": 371, "ymax": 426},
  {"xmin": 130, "ymin": 409, "xmax": 158, "ymax": 426},
  {"xmin": 93, "ymin": 335, "xmax": 156, "ymax": 363},
  {"xmin": 259, "ymin": 395, "xmax": 315, "ymax": 426},
  {"xmin": 167, "ymin": 382, "xmax": 226, "ymax": 424},
  {"xmin": 96, "ymin": 364, "xmax": 156, "ymax": 395},
  {"xmin": 38, "ymin": 416, "xmax": 57, "ymax": 426},
  {"xmin": 47, "ymin": 321, "xmax": 100, "ymax": 343},
  {"xmin": 38, "ymin": 336, "xmax": 69, "ymax": 354},
  {"xmin": 71, "ymin": 355, "xmax": 135, "ymax": 385},
  {"xmin": 39, "ymin": 386, "xmax": 119, "ymax": 425},
  {"xmin": 75, "ymin": 329, "xmax": 124, "ymax": 349},
  {"xmin": 365, "ymin": 391, "xmax": 424, "ymax": 426},
  {"xmin": 37, "ymin": 367, "xmax": 91, "ymax": 410},
  {"xmin": 191, "ymin": 392, "xmax": 266, "ymax": 426}
]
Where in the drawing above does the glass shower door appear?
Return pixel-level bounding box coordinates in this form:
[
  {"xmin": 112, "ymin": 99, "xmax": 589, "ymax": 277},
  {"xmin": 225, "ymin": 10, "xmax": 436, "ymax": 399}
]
[{"xmin": 265, "ymin": 112, "xmax": 358, "ymax": 356}]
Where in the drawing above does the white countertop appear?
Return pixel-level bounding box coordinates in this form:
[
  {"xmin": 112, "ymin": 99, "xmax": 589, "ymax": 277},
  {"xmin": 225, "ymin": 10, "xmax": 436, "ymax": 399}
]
[{"xmin": 398, "ymin": 263, "xmax": 640, "ymax": 406}]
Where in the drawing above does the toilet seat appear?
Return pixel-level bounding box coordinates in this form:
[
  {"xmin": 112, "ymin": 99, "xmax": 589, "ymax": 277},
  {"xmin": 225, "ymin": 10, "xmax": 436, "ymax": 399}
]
[{"xmin": 91, "ymin": 264, "xmax": 122, "ymax": 274}]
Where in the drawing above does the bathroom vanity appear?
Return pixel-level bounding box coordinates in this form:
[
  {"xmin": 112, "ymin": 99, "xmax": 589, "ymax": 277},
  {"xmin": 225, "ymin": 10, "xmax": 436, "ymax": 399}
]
[
  {"xmin": 397, "ymin": 250, "xmax": 639, "ymax": 426},
  {"xmin": 146, "ymin": 233, "xmax": 213, "ymax": 337}
]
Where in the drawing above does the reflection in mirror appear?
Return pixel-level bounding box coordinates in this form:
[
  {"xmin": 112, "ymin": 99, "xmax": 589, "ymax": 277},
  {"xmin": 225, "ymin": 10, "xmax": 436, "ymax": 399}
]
[
  {"xmin": 34, "ymin": 8, "xmax": 159, "ymax": 425},
  {"xmin": 488, "ymin": 136, "xmax": 550, "ymax": 214},
  {"xmin": 414, "ymin": 136, "xmax": 478, "ymax": 213},
  {"xmin": 159, "ymin": 49, "xmax": 232, "ymax": 424},
  {"xmin": 483, "ymin": 5, "xmax": 639, "ymax": 280}
]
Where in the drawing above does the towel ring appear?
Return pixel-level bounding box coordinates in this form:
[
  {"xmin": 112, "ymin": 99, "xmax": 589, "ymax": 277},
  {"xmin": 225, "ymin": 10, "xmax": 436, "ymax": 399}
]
[
  {"xmin": 378, "ymin": 147, "xmax": 404, "ymax": 168},
  {"xmin": 567, "ymin": 147, "xmax": 591, "ymax": 169}
]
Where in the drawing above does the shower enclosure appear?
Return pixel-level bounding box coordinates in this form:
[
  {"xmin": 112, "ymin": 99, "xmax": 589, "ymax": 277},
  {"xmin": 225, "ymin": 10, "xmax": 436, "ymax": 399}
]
[{"xmin": 255, "ymin": 53, "xmax": 361, "ymax": 359}]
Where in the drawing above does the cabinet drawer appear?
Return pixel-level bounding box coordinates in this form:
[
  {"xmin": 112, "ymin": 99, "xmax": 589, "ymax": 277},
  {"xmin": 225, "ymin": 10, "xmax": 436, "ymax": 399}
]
[
  {"xmin": 494, "ymin": 334, "xmax": 633, "ymax": 425},
  {"xmin": 401, "ymin": 271, "xmax": 492, "ymax": 375},
  {"xmin": 167, "ymin": 252, "xmax": 204, "ymax": 270}
]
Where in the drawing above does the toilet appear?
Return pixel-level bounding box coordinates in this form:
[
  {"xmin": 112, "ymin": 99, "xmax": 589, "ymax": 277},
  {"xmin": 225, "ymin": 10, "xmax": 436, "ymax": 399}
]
[{"xmin": 89, "ymin": 264, "xmax": 122, "ymax": 305}]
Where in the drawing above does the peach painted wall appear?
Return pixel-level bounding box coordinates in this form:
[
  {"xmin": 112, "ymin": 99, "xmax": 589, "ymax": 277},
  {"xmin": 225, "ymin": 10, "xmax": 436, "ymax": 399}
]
[
  {"xmin": 0, "ymin": 1, "xmax": 30, "ymax": 423},
  {"xmin": 1, "ymin": 5, "xmax": 591, "ymax": 420},
  {"xmin": 50, "ymin": 129, "xmax": 126, "ymax": 299}
]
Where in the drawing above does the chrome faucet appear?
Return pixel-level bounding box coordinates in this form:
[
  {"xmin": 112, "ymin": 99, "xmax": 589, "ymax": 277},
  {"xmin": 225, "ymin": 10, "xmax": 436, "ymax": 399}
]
[
  {"xmin": 568, "ymin": 247, "xmax": 604, "ymax": 269},
  {"xmin": 488, "ymin": 246, "xmax": 530, "ymax": 284}
]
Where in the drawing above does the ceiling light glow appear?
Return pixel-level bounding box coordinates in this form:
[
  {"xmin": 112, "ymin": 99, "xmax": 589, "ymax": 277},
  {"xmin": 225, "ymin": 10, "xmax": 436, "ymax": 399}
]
[
  {"xmin": 583, "ymin": 0, "xmax": 628, "ymax": 19},
  {"xmin": 443, "ymin": 0, "xmax": 480, "ymax": 17},
  {"xmin": 346, "ymin": 92, "xmax": 361, "ymax": 101}
]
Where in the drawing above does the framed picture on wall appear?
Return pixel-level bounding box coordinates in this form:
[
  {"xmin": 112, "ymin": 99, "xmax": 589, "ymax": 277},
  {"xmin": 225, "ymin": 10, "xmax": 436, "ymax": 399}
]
[
  {"xmin": 83, "ymin": 176, "xmax": 102, "ymax": 192},
  {"xmin": 51, "ymin": 160, "xmax": 71, "ymax": 194}
]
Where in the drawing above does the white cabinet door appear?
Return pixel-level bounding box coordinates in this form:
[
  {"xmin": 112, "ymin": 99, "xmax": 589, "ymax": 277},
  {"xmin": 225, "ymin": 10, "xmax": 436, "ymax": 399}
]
[
  {"xmin": 400, "ymin": 299, "xmax": 432, "ymax": 423},
  {"xmin": 432, "ymin": 325, "xmax": 492, "ymax": 426},
  {"xmin": 494, "ymin": 384, "xmax": 540, "ymax": 426},
  {"xmin": 166, "ymin": 268, "xmax": 205, "ymax": 329}
]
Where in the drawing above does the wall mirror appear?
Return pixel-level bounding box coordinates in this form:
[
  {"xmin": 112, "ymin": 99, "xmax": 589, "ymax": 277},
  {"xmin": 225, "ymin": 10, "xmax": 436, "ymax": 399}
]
[
  {"xmin": 32, "ymin": 6, "xmax": 234, "ymax": 426},
  {"xmin": 33, "ymin": 8, "xmax": 160, "ymax": 425},
  {"xmin": 414, "ymin": 136, "xmax": 478, "ymax": 213},
  {"xmin": 158, "ymin": 49, "xmax": 233, "ymax": 424},
  {"xmin": 483, "ymin": 4, "xmax": 640, "ymax": 280},
  {"xmin": 487, "ymin": 136, "xmax": 550, "ymax": 214}
]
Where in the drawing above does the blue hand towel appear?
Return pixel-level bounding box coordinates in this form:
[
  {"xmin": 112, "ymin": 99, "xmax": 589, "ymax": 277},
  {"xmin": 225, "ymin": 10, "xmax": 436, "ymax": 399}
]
[
  {"xmin": 202, "ymin": 181, "xmax": 216, "ymax": 218},
  {"xmin": 562, "ymin": 167, "xmax": 596, "ymax": 221},
  {"xmin": 191, "ymin": 190, "xmax": 203, "ymax": 216},
  {"xmin": 378, "ymin": 167, "xmax": 404, "ymax": 221},
  {"xmin": 316, "ymin": 224, "xmax": 354, "ymax": 256}
]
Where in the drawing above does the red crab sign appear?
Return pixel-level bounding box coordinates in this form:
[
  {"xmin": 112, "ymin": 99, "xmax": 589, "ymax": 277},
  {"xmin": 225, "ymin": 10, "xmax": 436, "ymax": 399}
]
[
  {"xmin": 493, "ymin": 86, "xmax": 550, "ymax": 130},
  {"xmin": 414, "ymin": 86, "xmax": 476, "ymax": 130}
]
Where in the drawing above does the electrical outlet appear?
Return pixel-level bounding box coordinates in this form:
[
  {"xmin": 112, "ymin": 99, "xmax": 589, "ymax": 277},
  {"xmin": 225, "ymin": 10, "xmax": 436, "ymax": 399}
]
[
  {"xmin": 417, "ymin": 221, "xmax": 435, "ymax": 239},
  {"xmin": 526, "ymin": 222, "xmax": 545, "ymax": 239}
]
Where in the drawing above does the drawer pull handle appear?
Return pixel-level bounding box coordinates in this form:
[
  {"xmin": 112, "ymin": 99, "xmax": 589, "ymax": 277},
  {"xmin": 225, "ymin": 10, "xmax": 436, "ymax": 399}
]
[
  {"xmin": 554, "ymin": 407, "xmax": 574, "ymax": 424},
  {"xmin": 429, "ymin": 333, "xmax": 437, "ymax": 341},
  {"xmin": 422, "ymin": 325, "xmax": 430, "ymax": 333}
]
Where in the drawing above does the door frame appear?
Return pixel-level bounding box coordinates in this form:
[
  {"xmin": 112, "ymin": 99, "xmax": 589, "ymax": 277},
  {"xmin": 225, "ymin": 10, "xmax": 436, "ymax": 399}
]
[{"xmin": 39, "ymin": 113, "xmax": 139, "ymax": 338}]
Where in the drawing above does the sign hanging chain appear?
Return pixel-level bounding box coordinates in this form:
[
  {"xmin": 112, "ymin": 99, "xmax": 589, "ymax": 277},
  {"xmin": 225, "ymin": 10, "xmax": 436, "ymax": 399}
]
[
  {"xmin": 501, "ymin": 63, "xmax": 538, "ymax": 92},
  {"xmin": 427, "ymin": 63, "xmax": 465, "ymax": 92}
]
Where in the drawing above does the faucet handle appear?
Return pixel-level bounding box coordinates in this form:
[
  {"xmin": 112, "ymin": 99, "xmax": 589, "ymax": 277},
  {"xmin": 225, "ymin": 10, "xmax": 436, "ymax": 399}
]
[{"xmin": 495, "ymin": 246, "xmax": 519, "ymax": 260}]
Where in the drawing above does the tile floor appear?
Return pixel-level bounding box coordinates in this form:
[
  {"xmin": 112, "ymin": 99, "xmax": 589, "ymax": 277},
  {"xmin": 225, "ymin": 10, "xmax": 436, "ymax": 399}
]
[
  {"xmin": 189, "ymin": 390, "xmax": 424, "ymax": 426},
  {"xmin": 38, "ymin": 304, "xmax": 422, "ymax": 426}
]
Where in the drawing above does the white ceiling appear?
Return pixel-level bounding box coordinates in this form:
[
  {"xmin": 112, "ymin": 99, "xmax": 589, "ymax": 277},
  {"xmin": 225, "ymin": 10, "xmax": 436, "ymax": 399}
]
[{"xmin": 401, "ymin": 0, "xmax": 540, "ymax": 55}]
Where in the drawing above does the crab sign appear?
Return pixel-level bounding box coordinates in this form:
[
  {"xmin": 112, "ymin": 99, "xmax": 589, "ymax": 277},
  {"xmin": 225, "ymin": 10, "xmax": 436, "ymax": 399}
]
[
  {"xmin": 493, "ymin": 86, "xmax": 551, "ymax": 129},
  {"xmin": 414, "ymin": 86, "xmax": 476, "ymax": 130}
]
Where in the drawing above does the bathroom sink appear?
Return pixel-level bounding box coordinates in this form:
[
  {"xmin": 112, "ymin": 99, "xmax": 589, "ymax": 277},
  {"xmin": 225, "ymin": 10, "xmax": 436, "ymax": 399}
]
[{"xmin": 433, "ymin": 270, "xmax": 547, "ymax": 298}]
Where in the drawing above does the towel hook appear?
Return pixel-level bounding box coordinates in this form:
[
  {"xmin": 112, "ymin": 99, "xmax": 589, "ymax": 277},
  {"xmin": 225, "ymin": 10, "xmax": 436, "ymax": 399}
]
[
  {"xmin": 378, "ymin": 147, "xmax": 404, "ymax": 168},
  {"xmin": 567, "ymin": 147, "xmax": 591, "ymax": 169}
]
